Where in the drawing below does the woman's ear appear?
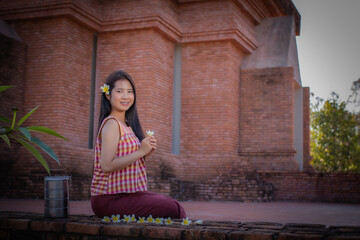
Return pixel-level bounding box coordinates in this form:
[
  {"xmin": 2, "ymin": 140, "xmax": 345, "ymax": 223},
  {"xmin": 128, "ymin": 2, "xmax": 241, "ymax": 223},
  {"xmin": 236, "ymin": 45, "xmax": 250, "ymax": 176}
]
[{"xmin": 105, "ymin": 93, "xmax": 111, "ymax": 101}]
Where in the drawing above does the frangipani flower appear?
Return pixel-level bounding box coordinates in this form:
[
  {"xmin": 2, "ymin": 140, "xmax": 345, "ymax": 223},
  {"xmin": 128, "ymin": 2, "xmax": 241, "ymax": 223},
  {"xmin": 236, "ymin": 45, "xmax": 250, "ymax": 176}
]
[
  {"xmin": 137, "ymin": 217, "xmax": 146, "ymax": 223},
  {"xmin": 164, "ymin": 217, "xmax": 173, "ymax": 225},
  {"xmin": 102, "ymin": 216, "xmax": 111, "ymax": 222},
  {"xmin": 122, "ymin": 214, "xmax": 131, "ymax": 223},
  {"xmin": 146, "ymin": 130, "xmax": 154, "ymax": 136},
  {"xmin": 181, "ymin": 217, "xmax": 192, "ymax": 226},
  {"xmin": 146, "ymin": 215, "xmax": 154, "ymax": 223},
  {"xmin": 155, "ymin": 217, "xmax": 163, "ymax": 224},
  {"xmin": 111, "ymin": 214, "xmax": 121, "ymax": 223},
  {"xmin": 101, "ymin": 84, "xmax": 110, "ymax": 95},
  {"xmin": 194, "ymin": 220, "xmax": 203, "ymax": 224},
  {"xmin": 130, "ymin": 214, "xmax": 136, "ymax": 222}
]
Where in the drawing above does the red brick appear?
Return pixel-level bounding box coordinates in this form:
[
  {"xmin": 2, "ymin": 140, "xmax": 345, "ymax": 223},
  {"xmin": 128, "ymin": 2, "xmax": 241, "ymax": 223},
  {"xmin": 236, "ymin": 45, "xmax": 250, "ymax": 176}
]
[
  {"xmin": 142, "ymin": 226, "xmax": 183, "ymax": 240},
  {"xmin": 328, "ymin": 236, "xmax": 360, "ymax": 240},
  {"xmin": 0, "ymin": 219, "xmax": 29, "ymax": 230},
  {"xmin": 103, "ymin": 224, "xmax": 141, "ymax": 237},
  {"xmin": 31, "ymin": 220, "xmax": 64, "ymax": 232},
  {"xmin": 0, "ymin": 229, "xmax": 10, "ymax": 240},
  {"xmin": 228, "ymin": 231, "xmax": 274, "ymax": 240},
  {"xmin": 278, "ymin": 233, "xmax": 324, "ymax": 240},
  {"xmin": 201, "ymin": 229, "xmax": 231, "ymax": 240},
  {"xmin": 184, "ymin": 228, "xmax": 203, "ymax": 240},
  {"xmin": 66, "ymin": 222, "xmax": 101, "ymax": 235}
]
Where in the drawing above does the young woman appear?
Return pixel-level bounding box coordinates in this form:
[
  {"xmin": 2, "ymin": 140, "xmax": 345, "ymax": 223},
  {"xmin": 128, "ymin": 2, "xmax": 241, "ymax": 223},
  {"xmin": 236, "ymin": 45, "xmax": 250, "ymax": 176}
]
[{"xmin": 90, "ymin": 70, "xmax": 186, "ymax": 219}]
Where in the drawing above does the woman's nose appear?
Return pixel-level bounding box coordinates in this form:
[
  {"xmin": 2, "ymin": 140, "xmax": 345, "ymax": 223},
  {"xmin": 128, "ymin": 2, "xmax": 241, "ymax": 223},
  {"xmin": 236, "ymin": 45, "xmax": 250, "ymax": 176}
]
[{"xmin": 122, "ymin": 92, "xmax": 129, "ymax": 98}]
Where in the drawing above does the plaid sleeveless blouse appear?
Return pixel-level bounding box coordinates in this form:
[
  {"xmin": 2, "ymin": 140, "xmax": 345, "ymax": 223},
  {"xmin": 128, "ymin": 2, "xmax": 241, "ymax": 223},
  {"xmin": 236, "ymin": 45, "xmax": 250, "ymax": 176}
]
[{"xmin": 90, "ymin": 116, "xmax": 147, "ymax": 196}]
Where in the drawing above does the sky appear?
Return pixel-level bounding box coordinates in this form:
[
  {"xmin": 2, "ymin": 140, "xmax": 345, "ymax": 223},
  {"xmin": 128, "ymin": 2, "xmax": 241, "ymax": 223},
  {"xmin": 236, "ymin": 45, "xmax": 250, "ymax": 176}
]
[{"xmin": 292, "ymin": 0, "xmax": 360, "ymax": 110}]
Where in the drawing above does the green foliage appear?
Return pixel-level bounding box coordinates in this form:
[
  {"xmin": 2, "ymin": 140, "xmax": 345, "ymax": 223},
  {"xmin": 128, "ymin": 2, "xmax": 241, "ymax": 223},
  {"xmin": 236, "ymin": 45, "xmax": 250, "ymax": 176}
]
[
  {"xmin": 311, "ymin": 92, "xmax": 360, "ymax": 172},
  {"xmin": 0, "ymin": 85, "xmax": 68, "ymax": 174}
]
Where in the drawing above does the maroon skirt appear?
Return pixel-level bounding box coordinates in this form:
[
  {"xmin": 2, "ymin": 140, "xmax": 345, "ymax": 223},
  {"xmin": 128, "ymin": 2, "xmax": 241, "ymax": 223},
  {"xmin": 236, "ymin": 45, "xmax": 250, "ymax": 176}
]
[{"xmin": 91, "ymin": 191, "xmax": 187, "ymax": 219}]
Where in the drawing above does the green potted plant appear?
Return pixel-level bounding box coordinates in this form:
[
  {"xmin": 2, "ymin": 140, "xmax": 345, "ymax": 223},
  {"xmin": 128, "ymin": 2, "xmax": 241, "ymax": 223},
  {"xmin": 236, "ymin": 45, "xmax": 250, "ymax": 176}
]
[{"xmin": 0, "ymin": 85, "xmax": 70, "ymax": 218}]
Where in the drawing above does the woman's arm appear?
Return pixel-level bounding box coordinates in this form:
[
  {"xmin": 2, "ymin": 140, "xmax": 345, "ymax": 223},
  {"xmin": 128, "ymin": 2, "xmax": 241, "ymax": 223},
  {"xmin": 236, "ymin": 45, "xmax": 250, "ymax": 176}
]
[{"xmin": 100, "ymin": 119, "xmax": 154, "ymax": 173}]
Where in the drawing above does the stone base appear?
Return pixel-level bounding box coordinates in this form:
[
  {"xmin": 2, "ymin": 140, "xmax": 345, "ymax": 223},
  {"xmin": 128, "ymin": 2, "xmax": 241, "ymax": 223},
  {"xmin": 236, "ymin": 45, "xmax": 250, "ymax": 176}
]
[{"xmin": 1, "ymin": 212, "xmax": 359, "ymax": 240}]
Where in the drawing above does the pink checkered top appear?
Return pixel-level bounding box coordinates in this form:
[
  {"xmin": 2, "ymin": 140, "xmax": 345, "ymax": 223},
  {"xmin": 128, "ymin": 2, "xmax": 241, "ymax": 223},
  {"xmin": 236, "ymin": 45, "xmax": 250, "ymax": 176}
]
[{"xmin": 90, "ymin": 116, "xmax": 147, "ymax": 196}]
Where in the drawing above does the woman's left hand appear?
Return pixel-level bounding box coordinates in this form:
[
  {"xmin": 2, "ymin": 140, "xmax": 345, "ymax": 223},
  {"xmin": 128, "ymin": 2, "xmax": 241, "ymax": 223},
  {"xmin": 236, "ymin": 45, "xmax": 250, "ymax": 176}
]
[{"xmin": 146, "ymin": 136, "xmax": 157, "ymax": 156}]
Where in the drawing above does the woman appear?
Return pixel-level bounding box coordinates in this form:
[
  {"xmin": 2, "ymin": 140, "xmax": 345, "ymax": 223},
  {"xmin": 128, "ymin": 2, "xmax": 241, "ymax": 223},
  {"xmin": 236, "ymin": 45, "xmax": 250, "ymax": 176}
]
[{"xmin": 90, "ymin": 70, "xmax": 186, "ymax": 219}]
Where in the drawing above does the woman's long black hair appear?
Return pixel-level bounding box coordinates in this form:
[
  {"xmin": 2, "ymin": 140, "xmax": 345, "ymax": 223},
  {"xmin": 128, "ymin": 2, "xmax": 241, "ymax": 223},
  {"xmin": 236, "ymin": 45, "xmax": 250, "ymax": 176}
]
[{"xmin": 98, "ymin": 70, "xmax": 145, "ymax": 142}]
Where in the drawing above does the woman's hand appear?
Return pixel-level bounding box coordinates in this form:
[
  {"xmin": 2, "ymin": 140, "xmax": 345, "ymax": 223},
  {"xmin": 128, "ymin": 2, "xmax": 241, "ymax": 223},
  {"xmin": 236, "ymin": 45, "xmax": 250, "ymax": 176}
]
[
  {"xmin": 147, "ymin": 136, "xmax": 157, "ymax": 156},
  {"xmin": 140, "ymin": 136, "xmax": 156, "ymax": 156}
]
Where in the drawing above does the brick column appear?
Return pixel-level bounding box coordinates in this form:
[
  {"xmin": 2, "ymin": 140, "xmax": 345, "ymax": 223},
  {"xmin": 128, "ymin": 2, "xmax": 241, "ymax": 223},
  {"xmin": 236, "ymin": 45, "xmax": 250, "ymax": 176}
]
[
  {"xmin": 179, "ymin": 41, "xmax": 244, "ymax": 180},
  {"xmin": 239, "ymin": 67, "xmax": 299, "ymax": 172}
]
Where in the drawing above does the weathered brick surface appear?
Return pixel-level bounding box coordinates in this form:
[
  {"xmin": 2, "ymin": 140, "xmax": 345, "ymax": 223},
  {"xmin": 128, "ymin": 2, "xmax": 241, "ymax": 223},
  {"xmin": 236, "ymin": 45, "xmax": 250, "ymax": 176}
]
[
  {"xmin": 0, "ymin": 229, "xmax": 10, "ymax": 240},
  {"xmin": 278, "ymin": 233, "xmax": 325, "ymax": 240},
  {"xmin": 328, "ymin": 236, "xmax": 360, "ymax": 240},
  {"xmin": 183, "ymin": 228, "xmax": 203, "ymax": 240},
  {"xmin": 66, "ymin": 222, "xmax": 101, "ymax": 235},
  {"xmin": 0, "ymin": 218, "xmax": 29, "ymax": 230},
  {"xmin": 142, "ymin": 226, "xmax": 183, "ymax": 240},
  {"xmin": 228, "ymin": 231, "xmax": 275, "ymax": 240},
  {"xmin": 259, "ymin": 172, "xmax": 360, "ymax": 203},
  {"xmin": 1, "ymin": 212, "xmax": 360, "ymax": 240},
  {"xmin": 103, "ymin": 224, "xmax": 141, "ymax": 238},
  {"xmin": 31, "ymin": 220, "xmax": 65, "ymax": 232},
  {"xmin": 148, "ymin": 171, "xmax": 360, "ymax": 203},
  {"xmin": 239, "ymin": 67, "xmax": 298, "ymax": 172},
  {"xmin": 0, "ymin": 33, "xmax": 26, "ymax": 194}
]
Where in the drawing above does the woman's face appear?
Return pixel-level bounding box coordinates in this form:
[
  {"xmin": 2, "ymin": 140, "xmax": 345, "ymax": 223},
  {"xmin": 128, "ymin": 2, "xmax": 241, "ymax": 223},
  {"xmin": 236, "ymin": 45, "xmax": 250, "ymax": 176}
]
[{"xmin": 107, "ymin": 79, "xmax": 135, "ymax": 113}]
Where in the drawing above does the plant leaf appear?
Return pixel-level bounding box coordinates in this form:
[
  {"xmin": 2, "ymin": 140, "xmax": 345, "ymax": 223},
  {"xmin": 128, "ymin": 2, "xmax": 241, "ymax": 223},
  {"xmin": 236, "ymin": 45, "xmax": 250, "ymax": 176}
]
[
  {"xmin": 0, "ymin": 134, "xmax": 10, "ymax": 147},
  {"xmin": 13, "ymin": 137, "xmax": 50, "ymax": 174},
  {"xmin": 31, "ymin": 137, "xmax": 60, "ymax": 165},
  {"xmin": 27, "ymin": 126, "xmax": 68, "ymax": 141},
  {"xmin": 17, "ymin": 105, "xmax": 39, "ymax": 127},
  {"xmin": 19, "ymin": 127, "xmax": 32, "ymax": 141},
  {"xmin": 0, "ymin": 86, "xmax": 13, "ymax": 93},
  {"xmin": 0, "ymin": 116, "xmax": 11, "ymax": 123},
  {"xmin": 10, "ymin": 110, "xmax": 17, "ymax": 130}
]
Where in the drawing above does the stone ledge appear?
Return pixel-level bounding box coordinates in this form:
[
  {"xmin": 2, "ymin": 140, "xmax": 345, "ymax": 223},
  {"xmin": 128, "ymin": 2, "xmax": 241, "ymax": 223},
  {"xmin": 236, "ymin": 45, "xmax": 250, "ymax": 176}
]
[{"xmin": 1, "ymin": 212, "xmax": 360, "ymax": 240}]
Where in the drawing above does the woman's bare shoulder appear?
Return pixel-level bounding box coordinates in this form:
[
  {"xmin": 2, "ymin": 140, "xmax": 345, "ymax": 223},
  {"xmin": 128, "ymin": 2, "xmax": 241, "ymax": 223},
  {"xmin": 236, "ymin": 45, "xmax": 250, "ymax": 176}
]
[{"xmin": 102, "ymin": 118, "xmax": 119, "ymax": 136}]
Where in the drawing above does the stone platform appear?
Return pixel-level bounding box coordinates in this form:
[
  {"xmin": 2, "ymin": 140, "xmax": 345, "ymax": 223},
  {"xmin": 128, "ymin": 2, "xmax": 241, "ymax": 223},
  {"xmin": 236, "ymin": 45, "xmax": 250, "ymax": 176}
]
[{"xmin": 1, "ymin": 212, "xmax": 360, "ymax": 240}]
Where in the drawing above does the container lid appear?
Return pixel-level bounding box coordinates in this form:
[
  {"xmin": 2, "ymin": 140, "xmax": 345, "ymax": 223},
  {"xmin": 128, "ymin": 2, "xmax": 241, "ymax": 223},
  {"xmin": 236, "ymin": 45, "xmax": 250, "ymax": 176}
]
[{"xmin": 45, "ymin": 176, "xmax": 71, "ymax": 180}]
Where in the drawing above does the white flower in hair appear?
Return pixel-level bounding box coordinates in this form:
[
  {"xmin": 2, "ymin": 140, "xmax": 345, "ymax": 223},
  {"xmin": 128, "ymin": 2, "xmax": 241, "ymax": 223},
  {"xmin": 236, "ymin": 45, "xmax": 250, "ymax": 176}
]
[
  {"xmin": 101, "ymin": 84, "xmax": 110, "ymax": 95},
  {"xmin": 146, "ymin": 130, "xmax": 154, "ymax": 136}
]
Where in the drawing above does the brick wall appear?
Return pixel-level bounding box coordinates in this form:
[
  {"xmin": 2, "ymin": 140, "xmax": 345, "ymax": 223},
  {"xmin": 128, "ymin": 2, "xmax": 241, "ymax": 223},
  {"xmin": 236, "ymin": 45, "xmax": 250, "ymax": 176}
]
[
  {"xmin": 179, "ymin": 41, "xmax": 244, "ymax": 181},
  {"xmin": 0, "ymin": 33, "xmax": 27, "ymax": 193},
  {"xmin": 1, "ymin": 17, "xmax": 94, "ymax": 176},
  {"xmin": 239, "ymin": 67, "xmax": 299, "ymax": 171},
  {"xmin": 0, "ymin": 17, "xmax": 95, "ymax": 199},
  {"xmin": 0, "ymin": 34, "xmax": 25, "ymax": 119},
  {"xmin": 0, "ymin": 0, "xmax": 338, "ymax": 203},
  {"xmin": 148, "ymin": 171, "xmax": 360, "ymax": 204},
  {"xmin": 259, "ymin": 172, "xmax": 360, "ymax": 203}
]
